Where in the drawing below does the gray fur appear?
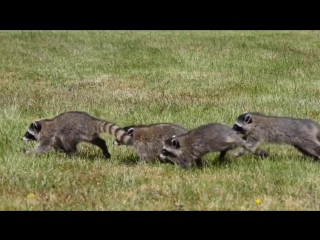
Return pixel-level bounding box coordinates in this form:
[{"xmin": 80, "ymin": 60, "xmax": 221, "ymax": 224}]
[
  {"xmin": 113, "ymin": 123, "xmax": 192, "ymax": 164},
  {"xmin": 160, "ymin": 123, "xmax": 255, "ymax": 169},
  {"xmin": 233, "ymin": 112, "xmax": 320, "ymax": 160},
  {"xmin": 22, "ymin": 111, "xmax": 133, "ymax": 158}
]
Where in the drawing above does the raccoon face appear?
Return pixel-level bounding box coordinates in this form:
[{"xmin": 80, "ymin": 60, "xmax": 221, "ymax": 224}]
[
  {"xmin": 233, "ymin": 113, "xmax": 252, "ymax": 134},
  {"xmin": 160, "ymin": 135, "xmax": 181, "ymax": 160},
  {"xmin": 22, "ymin": 121, "xmax": 41, "ymax": 142},
  {"xmin": 113, "ymin": 126, "xmax": 134, "ymax": 145}
]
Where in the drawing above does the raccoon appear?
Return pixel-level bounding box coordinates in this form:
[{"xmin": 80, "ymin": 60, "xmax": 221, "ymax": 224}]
[
  {"xmin": 160, "ymin": 123, "xmax": 255, "ymax": 169},
  {"xmin": 112, "ymin": 123, "xmax": 199, "ymax": 164},
  {"xmin": 232, "ymin": 112, "xmax": 320, "ymax": 160},
  {"xmin": 22, "ymin": 111, "xmax": 133, "ymax": 158}
]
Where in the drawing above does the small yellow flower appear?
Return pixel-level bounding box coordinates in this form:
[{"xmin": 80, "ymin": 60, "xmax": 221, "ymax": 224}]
[
  {"xmin": 255, "ymin": 199, "xmax": 261, "ymax": 205},
  {"xmin": 27, "ymin": 193, "xmax": 35, "ymax": 199}
]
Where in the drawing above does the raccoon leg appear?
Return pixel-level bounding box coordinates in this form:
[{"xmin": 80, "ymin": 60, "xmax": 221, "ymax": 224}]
[
  {"xmin": 219, "ymin": 150, "xmax": 228, "ymax": 161},
  {"xmin": 64, "ymin": 148, "xmax": 77, "ymax": 156},
  {"xmin": 236, "ymin": 140, "xmax": 269, "ymax": 158},
  {"xmin": 24, "ymin": 137, "xmax": 55, "ymax": 156},
  {"xmin": 24, "ymin": 144, "xmax": 53, "ymax": 156},
  {"xmin": 179, "ymin": 160, "xmax": 192, "ymax": 169},
  {"xmin": 294, "ymin": 145, "xmax": 315, "ymax": 158},
  {"xmin": 90, "ymin": 137, "xmax": 111, "ymax": 159},
  {"xmin": 137, "ymin": 158, "xmax": 148, "ymax": 164},
  {"xmin": 234, "ymin": 137, "xmax": 252, "ymax": 158},
  {"xmin": 165, "ymin": 157, "xmax": 191, "ymax": 169},
  {"xmin": 233, "ymin": 136, "xmax": 249, "ymax": 157},
  {"xmin": 253, "ymin": 148, "xmax": 269, "ymax": 158},
  {"xmin": 294, "ymin": 144, "xmax": 320, "ymax": 160},
  {"xmin": 57, "ymin": 137, "xmax": 78, "ymax": 155},
  {"xmin": 219, "ymin": 144, "xmax": 237, "ymax": 161},
  {"xmin": 137, "ymin": 151, "xmax": 150, "ymax": 163},
  {"xmin": 237, "ymin": 149, "xmax": 269, "ymax": 158},
  {"xmin": 194, "ymin": 158, "xmax": 207, "ymax": 168},
  {"xmin": 23, "ymin": 149, "xmax": 36, "ymax": 155},
  {"xmin": 163, "ymin": 158, "xmax": 176, "ymax": 165},
  {"xmin": 234, "ymin": 147, "xmax": 248, "ymax": 158},
  {"xmin": 62, "ymin": 143, "xmax": 77, "ymax": 155},
  {"xmin": 54, "ymin": 137, "xmax": 70, "ymax": 153},
  {"xmin": 24, "ymin": 150, "xmax": 38, "ymax": 156},
  {"xmin": 247, "ymin": 144, "xmax": 269, "ymax": 158}
]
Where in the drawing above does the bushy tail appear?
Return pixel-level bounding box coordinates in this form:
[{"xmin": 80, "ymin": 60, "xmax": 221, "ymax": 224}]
[{"xmin": 97, "ymin": 120, "xmax": 133, "ymax": 145}]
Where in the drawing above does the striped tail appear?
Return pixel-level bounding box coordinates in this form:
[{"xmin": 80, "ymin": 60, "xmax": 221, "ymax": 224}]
[{"xmin": 98, "ymin": 121, "xmax": 133, "ymax": 145}]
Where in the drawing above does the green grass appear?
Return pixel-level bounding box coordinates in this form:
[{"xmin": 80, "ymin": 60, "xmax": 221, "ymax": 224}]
[{"xmin": 1, "ymin": 30, "xmax": 320, "ymax": 210}]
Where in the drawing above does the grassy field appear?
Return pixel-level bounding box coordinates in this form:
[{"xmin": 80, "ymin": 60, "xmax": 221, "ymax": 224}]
[{"xmin": 1, "ymin": 30, "xmax": 320, "ymax": 210}]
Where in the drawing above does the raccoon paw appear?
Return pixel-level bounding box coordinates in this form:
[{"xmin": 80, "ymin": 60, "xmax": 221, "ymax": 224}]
[
  {"xmin": 23, "ymin": 149, "xmax": 31, "ymax": 155},
  {"xmin": 179, "ymin": 161, "xmax": 192, "ymax": 169},
  {"xmin": 254, "ymin": 149, "xmax": 269, "ymax": 159},
  {"xmin": 137, "ymin": 159, "xmax": 148, "ymax": 165}
]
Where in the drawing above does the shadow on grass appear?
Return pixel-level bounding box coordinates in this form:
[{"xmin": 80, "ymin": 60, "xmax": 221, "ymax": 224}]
[
  {"xmin": 116, "ymin": 154, "xmax": 178, "ymax": 167},
  {"xmin": 229, "ymin": 150, "xmax": 320, "ymax": 164},
  {"xmin": 117, "ymin": 154, "xmax": 238, "ymax": 170},
  {"xmin": 271, "ymin": 152, "xmax": 320, "ymax": 163},
  {"xmin": 117, "ymin": 154, "xmax": 140, "ymax": 166},
  {"xmin": 28, "ymin": 148, "xmax": 320, "ymax": 169}
]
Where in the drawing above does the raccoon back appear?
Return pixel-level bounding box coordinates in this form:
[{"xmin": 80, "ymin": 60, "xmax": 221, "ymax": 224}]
[
  {"xmin": 181, "ymin": 123, "xmax": 240, "ymax": 150},
  {"xmin": 248, "ymin": 115, "xmax": 320, "ymax": 144},
  {"xmin": 47, "ymin": 111, "xmax": 132, "ymax": 144}
]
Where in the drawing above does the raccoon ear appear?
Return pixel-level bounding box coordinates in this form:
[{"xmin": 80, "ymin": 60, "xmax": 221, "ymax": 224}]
[
  {"xmin": 33, "ymin": 121, "xmax": 42, "ymax": 133},
  {"xmin": 244, "ymin": 114, "xmax": 252, "ymax": 124},
  {"xmin": 127, "ymin": 128, "xmax": 134, "ymax": 136},
  {"xmin": 171, "ymin": 138, "xmax": 180, "ymax": 149}
]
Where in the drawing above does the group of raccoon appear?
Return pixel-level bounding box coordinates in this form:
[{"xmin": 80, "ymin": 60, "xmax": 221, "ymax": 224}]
[{"xmin": 22, "ymin": 111, "xmax": 320, "ymax": 169}]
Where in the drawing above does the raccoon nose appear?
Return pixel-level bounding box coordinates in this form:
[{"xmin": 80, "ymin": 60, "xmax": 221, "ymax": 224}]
[
  {"xmin": 160, "ymin": 148, "xmax": 172, "ymax": 160},
  {"xmin": 161, "ymin": 148, "xmax": 169, "ymax": 156},
  {"xmin": 232, "ymin": 124, "xmax": 242, "ymax": 133}
]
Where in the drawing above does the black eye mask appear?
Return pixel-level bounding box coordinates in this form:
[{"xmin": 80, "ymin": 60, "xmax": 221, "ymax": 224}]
[
  {"xmin": 232, "ymin": 124, "xmax": 243, "ymax": 133},
  {"xmin": 22, "ymin": 131, "xmax": 37, "ymax": 141},
  {"xmin": 161, "ymin": 148, "xmax": 171, "ymax": 157}
]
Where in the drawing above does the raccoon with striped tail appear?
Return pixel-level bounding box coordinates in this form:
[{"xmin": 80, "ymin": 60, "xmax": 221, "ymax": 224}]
[
  {"xmin": 112, "ymin": 123, "xmax": 207, "ymax": 166},
  {"xmin": 232, "ymin": 112, "xmax": 320, "ymax": 160},
  {"xmin": 160, "ymin": 123, "xmax": 257, "ymax": 169},
  {"xmin": 22, "ymin": 111, "xmax": 133, "ymax": 158}
]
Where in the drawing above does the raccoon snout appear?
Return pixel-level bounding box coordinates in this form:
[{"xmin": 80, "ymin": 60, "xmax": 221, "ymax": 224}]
[
  {"xmin": 232, "ymin": 124, "xmax": 242, "ymax": 133},
  {"xmin": 161, "ymin": 148, "xmax": 170, "ymax": 155},
  {"xmin": 113, "ymin": 140, "xmax": 120, "ymax": 145},
  {"xmin": 22, "ymin": 137, "xmax": 29, "ymax": 141},
  {"xmin": 160, "ymin": 154, "xmax": 166, "ymax": 160},
  {"xmin": 160, "ymin": 149, "xmax": 170, "ymax": 159}
]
